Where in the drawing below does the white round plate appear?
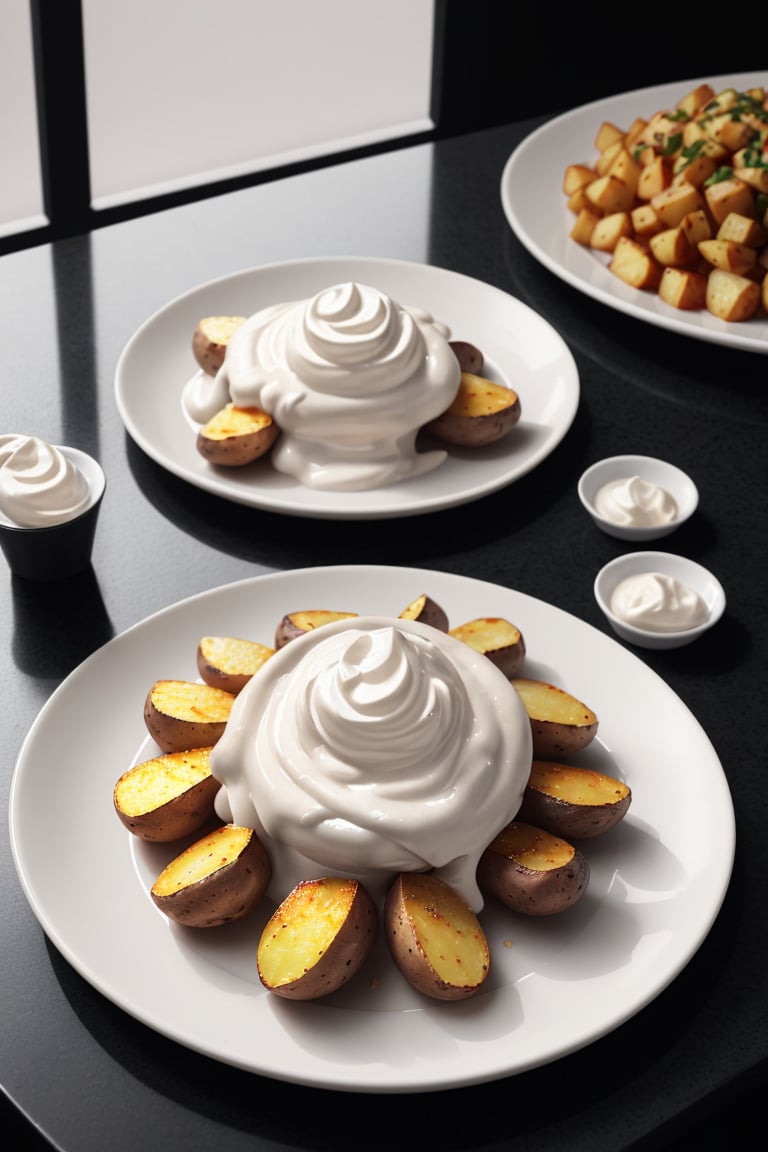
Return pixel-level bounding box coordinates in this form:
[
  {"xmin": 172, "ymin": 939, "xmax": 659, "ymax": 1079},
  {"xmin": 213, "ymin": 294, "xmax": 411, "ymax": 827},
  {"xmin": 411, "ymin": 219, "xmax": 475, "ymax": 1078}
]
[
  {"xmin": 501, "ymin": 73, "xmax": 768, "ymax": 355},
  {"xmin": 9, "ymin": 565, "xmax": 734, "ymax": 1093},
  {"xmin": 114, "ymin": 257, "xmax": 579, "ymax": 518}
]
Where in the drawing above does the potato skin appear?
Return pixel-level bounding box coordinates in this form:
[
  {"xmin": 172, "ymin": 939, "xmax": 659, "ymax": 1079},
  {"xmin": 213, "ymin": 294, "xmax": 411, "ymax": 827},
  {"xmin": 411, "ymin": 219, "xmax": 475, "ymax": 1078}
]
[
  {"xmin": 477, "ymin": 822, "xmax": 590, "ymax": 916},
  {"xmin": 398, "ymin": 593, "xmax": 449, "ymax": 632},
  {"xmin": 449, "ymin": 340, "xmax": 484, "ymax": 374},
  {"xmin": 528, "ymin": 719, "xmax": 599, "ymax": 759},
  {"xmin": 518, "ymin": 762, "xmax": 632, "ymax": 840},
  {"xmin": 257, "ymin": 878, "xmax": 377, "ymax": 1001},
  {"xmin": 151, "ymin": 825, "xmax": 271, "ymax": 928}
]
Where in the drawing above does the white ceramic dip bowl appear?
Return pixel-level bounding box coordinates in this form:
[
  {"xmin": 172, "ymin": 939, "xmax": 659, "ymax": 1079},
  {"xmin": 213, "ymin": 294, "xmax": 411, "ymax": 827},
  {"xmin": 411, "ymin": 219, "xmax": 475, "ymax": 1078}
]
[{"xmin": 578, "ymin": 454, "xmax": 699, "ymax": 542}]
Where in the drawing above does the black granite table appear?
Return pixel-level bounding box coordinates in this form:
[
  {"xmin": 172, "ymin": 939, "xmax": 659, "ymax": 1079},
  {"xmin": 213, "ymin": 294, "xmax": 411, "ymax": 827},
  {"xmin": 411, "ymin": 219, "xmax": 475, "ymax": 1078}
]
[{"xmin": 2, "ymin": 115, "xmax": 766, "ymax": 1152}]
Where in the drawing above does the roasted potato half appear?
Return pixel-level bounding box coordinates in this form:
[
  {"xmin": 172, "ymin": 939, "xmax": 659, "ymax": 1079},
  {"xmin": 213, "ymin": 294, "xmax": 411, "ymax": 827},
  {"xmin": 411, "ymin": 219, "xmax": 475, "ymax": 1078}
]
[
  {"xmin": 384, "ymin": 872, "xmax": 490, "ymax": 1001},
  {"xmin": 196, "ymin": 635, "xmax": 275, "ymax": 695},
  {"xmin": 477, "ymin": 821, "xmax": 590, "ymax": 916},
  {"xmin": 196, "ymin": 403, "xmax": 279, "ymax": 467},
  {"xmin": 449, "ymin": 616, "xmax": 525, "ymax": 679},
  {"xmin": 192, "ymin": 315, "xmax": 246, "ymax": 375},
  {"xmin": 398, "ymin": 593, "xmax": 449, "ymax": 632},
  {"xmin": 257, "ymin": 876, "xmax": 377, "ymax": 1001},
  {"xmin": 426, "ymin": 372, "xmax": 521, "ymax": 448},
  {"xmin": 274, "ymin": 609, "xmax": 359, "ymax": 649},
  {"xmin": 113, "ymin": 747, "xmax": 219, "ymax": 842},
  {"xmin": 511, "ymin": 678, "xmax": 598, "ymax": 758},
  {"xmin": 151, "ymin": 824, "xmax": 271, "ymax": 928},
  {"xmin": 144, "ymin": 679, "xmax": 236, "ymax": 754},
  {"xmin": 518, "ymin": 760, "xmax": 632, "ymax": 840}
]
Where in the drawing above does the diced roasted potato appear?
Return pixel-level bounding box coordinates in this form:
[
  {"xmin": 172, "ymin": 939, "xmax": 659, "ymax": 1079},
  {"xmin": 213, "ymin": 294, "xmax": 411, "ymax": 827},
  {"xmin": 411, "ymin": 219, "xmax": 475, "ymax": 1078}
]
[
  {"xmin": 716, "ymin": 212, "xmax": 766, "ymax": 247},
  {"xmin": 144, "ymin": 679, "xmax": 236, "ymax": 753},
  {"xmin": 257, "ymin": 876, "xmax": 377, "ymax": 1000},
  {"xmin": 589, "ymin": 211, "xmax": 632, "ymax": 253},
  {"xmin": 705, "ymin": 268, "xmax": 762, "ymax": 322},
  {"xmin": 518, "ymin": 760, "xmax": 632, "ymax": 840},
  {"xmin": 449, "ymin": 617, "xmax": 525, "ymax": 679},
  {"xmin": 511, "ymin": 678, "xmax": 598, "ymax": 759},
  {"xmin": 196, "ymin": 635, "xmax": 275, "ymax": 694},
  {"xmin": 698, "ymin": 238, "xmax": 757, "ymax": 275},
  {"xmin": 398, "ymin": 594, "xmax": 449, "ymax": 632},
  {"xmin": 192, "ymin": 315, "xmax": 246, "ymax": 375},
  {"xmin": 151, "ymin": 823, "xmax": 271, "ymax": 928},
  {"xmin": 570, "ymin": 208, "xmax": 601, "ymax": 245},
  {"xmin": 274, "ymin": 609, "xmax": 359, "ymax": 649},
  {"xmin": 113, "ymin": 747, "xmax": 220, "ymax": 842},
  {"xmin": 649, "ymin": 226, "xmax": 696, "ymax": 267},
  {"xmin": 658, "ymin": 267, "xmax": 709, "ymax": 311},
  {"xmin": 609, "ymin": 237, "xmax": 662, "ymax": 291},
  {"xmin": 704, "ymin": 178, "xmax": 756, "ymax": 227},
  {"xmin": 650, "ymin": 183, "xmax": 705, "ymax": 228},
  {"xmin": 426, "ymin": 372, "xmax": 521, "ymax": 448},
  {"xmin": 563, "ymin": 163, "xmax": 596, "ymax": 196},
  {"xmin": 585, "ymin": 173, "xmax": 635, "ymax": 214},
  {"xmin": 196, "ymin": 403, "xmax": 279, "ymax": 467},
  {"xmin": 477, "ymin": 821, "xmax": 590, "ymax": 916},
  {"xmin": 384, "ymin": 872, "xmax": 490, "ymax": 1001},
  {"xmin": 448, "ymin": 340, "xmax": 484, "ymax": 374}
]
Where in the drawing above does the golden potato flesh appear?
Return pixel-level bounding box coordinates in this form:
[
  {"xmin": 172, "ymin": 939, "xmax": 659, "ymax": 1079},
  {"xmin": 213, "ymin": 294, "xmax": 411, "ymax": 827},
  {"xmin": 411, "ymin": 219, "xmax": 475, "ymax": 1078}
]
[
  {"xmin": 384, "ymin": 872, "xmax": 490, "ymax": 1001},
  {"xmin": 196, "ymin": 403, "xmax": 279, "ymax": 467},
  {"xmin": 196, "ymin": 635, "xmax": 275, "ymax": 694},
  {"xmin": 257, "ymin": 877, "xmax": 377, "ymax": 1001},
  {"xmin": 151, "ymin": 824, "xmax": 271, "ymax": 928},
  {"xmin": 144, "ymin": 679, "xmax": 236, "ymax": 754},
  {"xmin": 449, "ymin": 616, "xmax": 525, "ymax": 679},
  {"xmin": 113, "ymin": 747, "xmax": 219, "ymax": 842},
  {"xmin": 511, "ymin": 678, "xmax": 598, "ymax": 759}
]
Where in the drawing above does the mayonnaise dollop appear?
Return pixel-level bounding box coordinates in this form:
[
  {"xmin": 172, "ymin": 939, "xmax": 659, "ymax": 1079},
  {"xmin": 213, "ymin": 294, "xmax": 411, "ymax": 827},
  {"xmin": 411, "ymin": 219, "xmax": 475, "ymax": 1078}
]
[
  {"xmin": 182, "ymin": 281, "xmax": 461, "ymax": 491},
  {"xmin": 0, "ymin": 435, "xmax": 90, "ymax": 527},
  {"xmin": 211, "ymin": 615, "xmax": 532, "ymax": 911},
  {"xmin": 595, "ymin": 476, "xmax": 678, "ymax": 528},
  {"xmin": 610, "ymin": 572, "xmax": 709, "ymax": 632}
]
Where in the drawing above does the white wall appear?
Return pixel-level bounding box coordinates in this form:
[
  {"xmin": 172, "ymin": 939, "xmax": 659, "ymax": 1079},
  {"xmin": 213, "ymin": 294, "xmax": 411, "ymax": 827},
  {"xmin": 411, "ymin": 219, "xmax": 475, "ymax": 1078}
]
[
  {"xmin": 82, "ymin": 0, "xmax": 436, "ymax": 209},
  {"xmin": 0, "ymin": 0, "xmax": 46, "ymax": 238}
]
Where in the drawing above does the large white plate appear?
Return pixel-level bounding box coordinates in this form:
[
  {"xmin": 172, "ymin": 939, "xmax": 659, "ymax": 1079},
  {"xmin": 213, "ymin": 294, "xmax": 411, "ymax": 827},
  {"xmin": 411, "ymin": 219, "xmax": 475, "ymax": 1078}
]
[
  {"xmin": 501, "ymin": 73, "xmax": 768, "ymax": 354},
  {"xmin": 9, "ymin": 565, "xmax": 734, "ymax": 1093},
  {"xmin": 114, "ymin": 257, "xmax": 579, "ymax": 518}
]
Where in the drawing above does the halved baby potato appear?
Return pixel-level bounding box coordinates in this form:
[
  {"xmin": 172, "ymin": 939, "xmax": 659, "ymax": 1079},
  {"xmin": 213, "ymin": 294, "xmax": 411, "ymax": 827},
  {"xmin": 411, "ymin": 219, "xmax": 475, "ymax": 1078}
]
[
  {"xmin": 151, "ymin": 823, "xmax": 271, "ymax": 928},
  {"xmin": 426, "ymin": 372, "xmax": 521, "ymax": 447},
  {"xmin": 257, "ymin": 876, "xmax": 377, "ymax": 1000},
  {"xmin": 274, "ymin": 609, "xmax": 359, "ymax": 649},
  {"xmin": 449, "ymin": 616, "xmax": 525, "ymax": 678},
  {"xmin": 196, "ymin": 403, "xmax": 279, "ymax": 467},
  {"xmin": 192, "ymin": 315, "xmax": 246, "ymax": 375},
  {"xmin": 518, "ymin": 760, "xmax": 632, "ymax": 840},
  {"xmin": 113, "ymin": 747, "xmax": 219, "ymax": 842},
  {"xmin": 144, "ymin": 679, "xmax": 236, "ymax": 754},
  {"xmin": 384, "ymin": 872, "xmax": 490, "ymax": 1001},
  {"xmin": 398, "ymin": 593, "xmax": 449, "ymax": 632},
  {"xmin": 196, "ymin": 635, "xmax": 275, "ymax": 695},
  {"xmin": 511, "ymin": 678, "xmax": 598, "ymax": 758},
  {"xmin": 477, "ymin": 820, "xmax": 590, "ymax": 916}
]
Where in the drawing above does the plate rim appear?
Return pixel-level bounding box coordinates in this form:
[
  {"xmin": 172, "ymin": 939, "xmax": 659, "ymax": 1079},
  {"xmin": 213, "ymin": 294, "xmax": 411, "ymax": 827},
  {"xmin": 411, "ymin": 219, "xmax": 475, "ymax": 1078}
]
[
  {"xmin": 114, "ymin": 255, "xmax": 580, "ymax": 519},
  {"xmin": 8, "ymin": 564, "xmax": 735, "ymax": 1093},
  {"xmin": 501, "ymin": 71, "xmax": 768, "ymax": 355}
]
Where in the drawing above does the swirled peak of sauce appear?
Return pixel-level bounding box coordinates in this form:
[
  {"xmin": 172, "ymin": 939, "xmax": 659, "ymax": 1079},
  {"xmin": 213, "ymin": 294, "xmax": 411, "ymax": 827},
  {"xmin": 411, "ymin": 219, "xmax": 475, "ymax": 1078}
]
[
  {"xmin": 610, "ymin": 572, "xmax": 709, "ymax": 632},
  {"xmin": 183, "ymin": 282, "xmax": 461, "ymax": 490},
  {"xmin": 211, "ymin": 615, "xmax": 532, "ymax": 910},
  {"xmin": 0, "ymin": 434, "xmax": 90, "ymax": 527},
  {"xmin": 595, "ymin": 475, "xmax": 678, "ymax": 528}
]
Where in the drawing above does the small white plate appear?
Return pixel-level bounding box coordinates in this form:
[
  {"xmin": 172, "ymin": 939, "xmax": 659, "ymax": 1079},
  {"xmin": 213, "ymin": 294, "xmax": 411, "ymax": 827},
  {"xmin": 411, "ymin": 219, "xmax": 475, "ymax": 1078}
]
[
  {"xmin": 9, "ymin": 565, "xmax": 734, "ymax": 1093},
  {"xmin": 578, "ymin": 454, "xmax": 699, "ymax": 541},
  {"xmin": 501, "ymin": 73, "xmax": 768, "ymax": 355},
  {"xmin": 114, "ymin": 257, "xmax": 580, "ymax": 519}
]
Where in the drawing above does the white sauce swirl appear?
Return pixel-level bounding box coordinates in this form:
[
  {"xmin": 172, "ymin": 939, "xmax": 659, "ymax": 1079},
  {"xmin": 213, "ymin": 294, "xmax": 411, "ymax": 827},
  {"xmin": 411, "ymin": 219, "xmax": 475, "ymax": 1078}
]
[
  {"xmin": 610, "ymin": 572, "xmax": 709, "ymax": 632},
  {"xmin": 595, "ymin": 476, "xmax": 678, "ymax": 528},
  {"xmin": 211, "ymin": 616, "xmax": 532, "ymax": 911},
  {"xmin": 0, "ymin": 435, "xmax": 90, "ymax": 527},
  {"xmin": 182, "ymin": 281, "xmax": 460, "ymax": 491}
]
